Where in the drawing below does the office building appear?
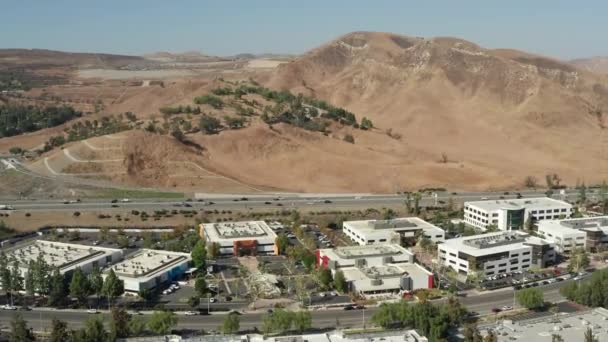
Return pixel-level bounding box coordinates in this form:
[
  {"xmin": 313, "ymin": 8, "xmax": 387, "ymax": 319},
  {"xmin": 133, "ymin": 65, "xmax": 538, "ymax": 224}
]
[
  {"xmin": 106, "ymin": 249, "xmax": 191, "ymax": 293},
  {"xmin": 464, "ymin": 197, "xmax": 572, "ymax": 231},
  {"xmin": 438, "ymin": 231, "xmax": 556, "ymax": 276},
  {"xmin": 537, "ymin": 216, "xmax": 608, "ymax": 253},
  {"xmin": 2, "ymin": 240, "xmax": 122, "ymax": 278},
  {"xmin": 317, "ymin": 244, "xmax": 433, "ymax": 295},
  {"xmin": 342, "ymin": 217, "xmax": 445, "ymax": 246},
  {"xmin": 199, "ymin": 221, "xmax": 278, "ymax": 256}
]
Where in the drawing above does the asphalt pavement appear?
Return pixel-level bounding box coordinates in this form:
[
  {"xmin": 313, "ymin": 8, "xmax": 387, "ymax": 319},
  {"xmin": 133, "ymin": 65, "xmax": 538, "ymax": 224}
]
[
  {"xmin": 0, "ymin": 190, "xmax": 584, "ymax": 213},
  {"xmin": 0, "ymin": 278, "xmax": 574, "ymax": 331}
]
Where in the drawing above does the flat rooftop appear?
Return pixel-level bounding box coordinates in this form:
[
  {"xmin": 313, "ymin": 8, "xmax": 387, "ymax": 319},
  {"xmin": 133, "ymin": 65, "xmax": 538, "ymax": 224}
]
[
  {"xmin": 466, "ymin": 197, "xmax": 571, "ymax": 212},
  {"xmin": 538, "ymin": 216, "xmax": 608, "ymax": 234},
  {"xmin": 202, "ymin": 221, "xmax": 277, "ymax": 241},
  {"xmin": 108, "ymin": 249, "xmax": 190, "ymax": 279},
  {"xmin": 4, "ymin": 240, "xmax": 119, "ymax": 272},
  {"xmin": 320, "ymin": 243, "xmax": 414, "ymax": 263},
  {"xmin": 344, "ymin": 217, "xmax": 444, "ymax": 233},
  {"xmin": 441, "ymin": 231, "xmax": 548, "ymax": 256},
  {"xmin": 342, "ymin": 263, "xmax": 431, "ymax": 292},
  {"xmin": 482, "ymin": 308, "xmax": 608, "ymax": 342}
]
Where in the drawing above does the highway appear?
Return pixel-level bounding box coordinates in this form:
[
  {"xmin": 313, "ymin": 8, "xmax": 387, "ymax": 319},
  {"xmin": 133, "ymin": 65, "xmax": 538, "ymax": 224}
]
[
  {"xmin": 0, "ymin": 189, "xmax": 588, "ymax": 213},
  {"xmin": 0, "ymin": 279, "xmax": 571, "ymax": 332}
]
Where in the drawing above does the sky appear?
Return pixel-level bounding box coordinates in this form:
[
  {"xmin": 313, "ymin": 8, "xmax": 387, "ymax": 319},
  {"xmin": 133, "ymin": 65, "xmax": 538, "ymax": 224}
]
[{"xmin": 1, "ymin": 0, "xmax": 607, "ymax": 60}]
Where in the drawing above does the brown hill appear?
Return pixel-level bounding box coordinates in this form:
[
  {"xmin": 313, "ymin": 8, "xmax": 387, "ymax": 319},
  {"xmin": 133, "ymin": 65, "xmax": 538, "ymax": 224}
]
[
  {"xmin": 264, "ymin": 31, "xmax": 608, "ymax": 190},
  {"xmin": 570, "ymin": 56, "xmax": 608, "ymax": 74}
]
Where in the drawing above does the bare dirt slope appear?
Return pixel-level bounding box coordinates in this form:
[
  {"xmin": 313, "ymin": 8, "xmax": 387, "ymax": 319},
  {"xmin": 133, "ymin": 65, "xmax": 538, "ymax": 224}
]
[{"xmin": 265, "ymin": 31, "xmax": 608, "ymax": 190}]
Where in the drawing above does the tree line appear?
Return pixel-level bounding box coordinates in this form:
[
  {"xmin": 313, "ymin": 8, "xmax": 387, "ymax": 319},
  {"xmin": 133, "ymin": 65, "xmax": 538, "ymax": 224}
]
[
  {"xmin": 370, "ymin": 297, "xmax": 467, "ymax": 341},
  {"xmin": 560, "ymin": 268, "xmax": 608, "ymax": 308},
  {"xmin": 0, "ymin": 104, "xmax": 81, "ymax": 138},
  {"xmin": 0, "ymin": 251, "xmax": 124, "ymax": 308}
]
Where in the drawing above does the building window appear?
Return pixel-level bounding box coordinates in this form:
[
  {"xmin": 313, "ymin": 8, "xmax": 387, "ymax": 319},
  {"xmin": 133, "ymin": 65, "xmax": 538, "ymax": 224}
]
[
  {"xmin": 522, "ymin": 251, "xmax": 530, "ymax": 255},
  {"xmin": 449, "ymin": 260, "xmax": 456, "ymax": 264},
  {"xmin": 379, "ymin": 239, "xmax": 387, "ymax": 242},
  {"xmin": 449, "ymin": 253, "xmax": 456, "ymax": 257},
  {"xmin": 511, "ymin": 267, "xmax": 518, "ymax": 271},
  {"xmin": 522, "ymin": 259, "xmax": 530, "ymax": 263},
  {"xmin": 486, "ymin": 265, "xmax": 495, "ymax": 269},
  {"xmin": 498, "ymin": 263, "xmax": 507, "ymax": 267}
]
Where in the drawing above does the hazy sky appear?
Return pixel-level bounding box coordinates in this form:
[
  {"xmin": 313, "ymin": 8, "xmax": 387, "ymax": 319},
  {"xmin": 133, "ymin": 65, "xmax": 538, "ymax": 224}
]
[{"xmin": 2, "ymin": 0, "xmax": 607, "ymax": 59}]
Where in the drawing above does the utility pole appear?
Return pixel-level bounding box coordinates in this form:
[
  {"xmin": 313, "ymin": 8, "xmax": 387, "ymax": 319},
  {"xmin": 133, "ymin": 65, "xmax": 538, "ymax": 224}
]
[{"xmin": 363, "ymin": 306, "xmax": 366, "ymax": 331}]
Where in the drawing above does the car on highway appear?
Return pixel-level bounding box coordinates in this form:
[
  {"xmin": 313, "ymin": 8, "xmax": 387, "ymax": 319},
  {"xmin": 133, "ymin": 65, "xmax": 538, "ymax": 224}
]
[
  {"xmin": 343, "ymin": 305, "xmax": 355, "ymax": 311},
  {"xmin": 184, "ymin": 311, "xmax": 198, "ymax": 316},
  {"xmin": 491, "ymin": 308, "xmax": 501, "ymax": 314},
  {"xmin": 111, "ymin": 199, "xmax": 118, "ymax": 203},
  {"xmin": 120, "ymin": 198, "xmax": 130, "ymax": 203},
  {"xmin": 501, "ymin": 306, "xmax": 513, "ymax": 311},
  {"xmin": 87, "ymin": 309, "xmax": 99, "ymax": 314},
  {"xmin": 323, "ymin": 199, "xmax": 332, "ymax": 204},
  {"xmin": 2, "ymin": 304, "xmax": 17, "ymax": 310}
]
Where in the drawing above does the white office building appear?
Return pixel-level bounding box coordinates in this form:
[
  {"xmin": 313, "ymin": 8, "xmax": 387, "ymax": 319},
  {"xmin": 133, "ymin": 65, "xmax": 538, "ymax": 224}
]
[
  {"xmin": 463, "ymin": 197, "xmax": 572, "ymax": 231},
  {"xmin": 438, "ymin": 231, "xmax": 556, "ymax": 276},
  {"xmin": 317, "ymin": 244, "xmax": 433, "ymax": 295},
  {"xmin": 2, "ymin": 240, "xmax": 122, "ymax": 278},
  {"xmin": 342, "ymin": 217, "xmax": 445, "ymax": 246},
  {"xmin": 537, "ymin": 216, "xmax": 608, "ymax": 253},
  {"xmin": 106, "ymin": 249, "xmax": 191, "ymax": 293},
  {"xmin": 199, "ymin": 221, "xmax": 278, "ymax": 256}
]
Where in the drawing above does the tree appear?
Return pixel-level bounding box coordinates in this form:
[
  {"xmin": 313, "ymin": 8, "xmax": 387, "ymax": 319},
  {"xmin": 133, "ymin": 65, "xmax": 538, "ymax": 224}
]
[
  {"xmin": 191, "ymin": 240, "xmax": 207, "ymax": 269},
  {"xmin": 10, "ymin": 313, "xmax": 33, "ymax": 342},
  {"xmin": 223, "ymin": 116, "xmax": 246, "ymax": 129},
  {"xmin": 525, "ymin": 216, "xmax": 535, "ymax": 232},
  {"xmin": 98, "ymin": 227, "xmax": 110, "ymax": 241},
  {"xmin": 463, "ymin": 323, "xmax": 483, "ymax": 342},
  {"xmin": 147, "ymin": 310, "xmax": 177, "ymax": 335},
  {"xmin": 129, "ymin": 316, "xmax": 147, "ymax": 337},
  {"xmin": 484, "ymin": 330, "xmax": 498, "ymax": 342},
  {"xmin": 208, "ymin": 242, "xmax": 221, "ymax": 259},
  {"xmin": 222, "ymin": 312, "xmax": 241, "ymax": 334},
  {"xmin": 0, "ymin": 252, "xmax": 10, "ymax": 294},
  {"xmin": 9, "ymin": 147, "xmax": 23, "ymax": 155},
  {"xmin": 69, "ymin": 268, "xmax": 90, "ymax": 304},
  {"xmin": 584, "ymin": 327, "xmax": 599, "ymax": 342},
  {"xmin": 102, "ymin": 269, "xmax": 124, "ymax": 307},
  {"xmin": 600, "ymin": 181, "xmax": 608, "ymax": 214},
  {"xmin": 194, "ymin": 275, "xmax": 207, "ymax": 297},
  {"xmin": 333, "ymin": 270, "xmax": 347, "ymax": 293},
  {"xmin": 343, "ymin": 133, "xmax": 355, "ymax": 144},
  {"xmin": 10, "ymin": 259, "xmax": 23, "ymax": 295},
  {"xmin": 117, "ymin": 235, "xmax": 129, "ymax": 249},
  {"xmin": 360, "ymin": 117, "xmax": 373, "ymax": 130},
  {"xmin": 516, "ymin": 288, "xmax": 544, "ymax": 310},
  {"xmin": 317, "ymin": 267, "xmax": 333, "ymax": 289},
  {"xmin": 188, "ymin": 295, "xmax": 200, "ymax": 309},
  {"xmin": 568, "ymin": 247, "xmax": 590, "ymax": 272},
  {"xmin": 199, "ymin": 115, "xmax": 222, "ymax": 134},
  {"xmin": 524, "ymin": 176, "xmax": 538, "ymax": 188},
  {"xmin": 88, "ymin": 267, "xmax": 104, "ymax": 304},
  {"xmin": 32, "ymin": 254, "xmax": 51, "ymax": 295},
  {"xmin": 559, "ymin": 280, "xmax": 578, "ymax": 300},
  {"xmin": 48, "ymin": 268, "xmax": 67, "ymax": 307},
  {"xmin": 109, "ymin": 307, "xmax": 131, "ymax": 340},
  {"xmin": 50, "ymin": 319, "xmax": 70, "ymax": 342},
  {"xmin": 578, "ymin": 183, "xmax": 587, "ymax": 204},
  {"xmin": 551, "ymin": 334, "xmax": 564, "ymax": 342},
  {"xmin": 84, "ymin": 316, "xmax": 107, "ymax": 342},
  {"xmin": 275, "ymin": 234, "xmax": 289, "ymax": 255},
  {"xmin": 292, "ymin": 310, "xmax": 312, "ymax": 333},
  {"xmin": 413, "ymin": 192, "xmax": 422, "ymax": 215}
]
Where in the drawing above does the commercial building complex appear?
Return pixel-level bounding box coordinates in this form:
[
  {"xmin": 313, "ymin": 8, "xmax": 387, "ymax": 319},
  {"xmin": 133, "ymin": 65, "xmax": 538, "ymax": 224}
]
[
  {"xmin": 342, "ymin": 217, "xmax": 445, "ymax": 246},
  {"xmin": 479, "ymin": 308, "xmax": 608, "ymax": 342},
  {"xmin": 463, "ymin": 197, "xmax": 572, "ymax": 231},
  {"xmin": 537, "ymin": 216, "xmax": 608, "ymax": 253},
  {"xmin": 106, "ymin": 249, "xmax": 191, "ymax": 293},
  {"xmin": 199, "ymin": 221, "xmax": 278, "ymax": 256},
  {"xmin": 317, "ymin": 244, "xmax": 433, "ymax": 295},
  {"xmin": 438, "ymin": 231, "xmax": 556, "ymax": 276},
  {"xmin": 2, "ymin": 240, "xmax": 122, "ymax": 278}
]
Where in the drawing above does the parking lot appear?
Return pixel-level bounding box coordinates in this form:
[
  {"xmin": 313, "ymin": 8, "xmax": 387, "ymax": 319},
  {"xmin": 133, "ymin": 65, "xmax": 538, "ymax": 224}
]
[{"xmin": 479, "ymin": 268, "xmax": 571, "ymax": 290}]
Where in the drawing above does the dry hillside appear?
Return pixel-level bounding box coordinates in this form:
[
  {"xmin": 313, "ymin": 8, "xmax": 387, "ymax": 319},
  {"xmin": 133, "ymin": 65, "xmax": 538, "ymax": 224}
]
[{"xmin": 2, "ymin": 33, "xmax": 608, "ymax": 193}]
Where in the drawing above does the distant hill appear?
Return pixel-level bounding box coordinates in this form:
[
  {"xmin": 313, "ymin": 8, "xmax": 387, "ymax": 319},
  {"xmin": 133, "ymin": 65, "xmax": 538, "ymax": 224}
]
[{"xmin": 570, "ymin": 56, "xmax": 608, "ymax": 74}]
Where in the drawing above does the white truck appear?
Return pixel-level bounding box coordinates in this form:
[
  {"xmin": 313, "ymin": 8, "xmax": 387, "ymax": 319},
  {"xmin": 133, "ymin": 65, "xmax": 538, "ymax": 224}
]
[{"xmin": 0, "ymin": 205, "xmax": 14, "ymax": 210}]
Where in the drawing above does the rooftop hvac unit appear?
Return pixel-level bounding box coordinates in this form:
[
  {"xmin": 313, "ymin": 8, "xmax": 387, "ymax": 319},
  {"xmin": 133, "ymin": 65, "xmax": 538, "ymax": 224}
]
[
  {"xmin": 370, "ymin": 278, "xmax": 383, "ymax": 286},
  {"xmin": 355, "ymin": 259, "xmax": 366, "ymax": 268},
  {"xmin": 400, "ymin": 275, "xmax": 412, "ymax": 291},
  {"xmin": 382, "ymin": 256, "xmax": 393, "ymax": 264}
]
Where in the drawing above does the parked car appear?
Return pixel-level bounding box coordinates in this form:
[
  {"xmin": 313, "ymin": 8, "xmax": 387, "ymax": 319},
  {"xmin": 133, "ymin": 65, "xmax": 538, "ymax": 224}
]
[
  {"xmin": 87, "ymin": 309, "xmax": 99, "ymax": 314},
  {"xmin": 184, "ymin": 311, "xmax": 198, "ymax": 316},
  {"xmin": 501, "ymin": 306, "xmax": 513, "ymax": 311}
]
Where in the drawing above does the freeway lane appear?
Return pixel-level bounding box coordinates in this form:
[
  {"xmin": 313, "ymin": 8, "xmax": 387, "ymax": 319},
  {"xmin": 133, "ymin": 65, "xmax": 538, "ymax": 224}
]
[
  {"xmin": 0, "ymin": 280, "xmax": 571, "ymax": 332},
  {"xmin": 0, "ymin": 190, "xmax": 585, "ymax": 212}
]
